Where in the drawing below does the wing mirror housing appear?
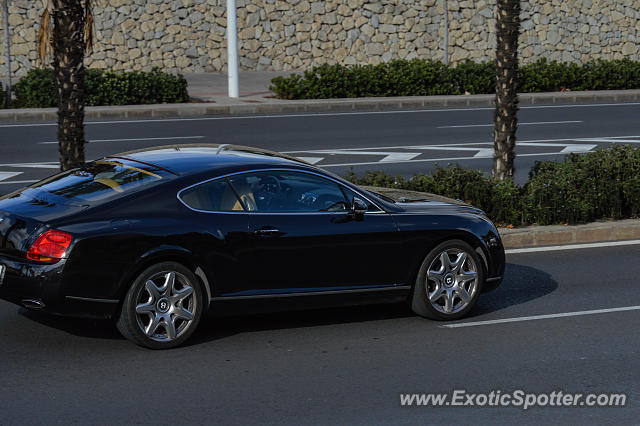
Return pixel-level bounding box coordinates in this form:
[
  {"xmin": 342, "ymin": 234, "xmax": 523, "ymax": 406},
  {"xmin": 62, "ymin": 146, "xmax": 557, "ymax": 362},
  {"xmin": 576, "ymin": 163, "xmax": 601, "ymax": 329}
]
[{"xmin": 350, "ymin": 197, "xmax": 368, "ymax": 220}]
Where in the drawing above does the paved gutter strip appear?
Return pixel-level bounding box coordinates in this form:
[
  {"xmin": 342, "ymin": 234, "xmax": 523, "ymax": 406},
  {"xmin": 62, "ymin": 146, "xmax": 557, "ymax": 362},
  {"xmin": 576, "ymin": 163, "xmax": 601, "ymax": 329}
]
[
  {"xmin": 2, "ymin": 89, "xmax": 640, "ymax": 123},
  {"xmin": 497, "ymin": 219, "xmax": 640, "ymax": 249}
]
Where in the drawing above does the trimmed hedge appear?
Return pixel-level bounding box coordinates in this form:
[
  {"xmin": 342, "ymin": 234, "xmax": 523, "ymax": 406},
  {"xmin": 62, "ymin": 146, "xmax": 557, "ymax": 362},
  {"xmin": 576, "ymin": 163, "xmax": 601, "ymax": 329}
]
[
  {"xmin": 347, "ymin": 145, "xmax": 640, "ymax": 227},
  {"xmin": 0, "ymin": 83, "xmax": 6, "ymax": 108},
  {"xmin": 271, "ymin": 58, "xmax": 640, "ymax": 99},
  {"xmin": 11, "ymin": 67, "xmax": 189, "ymax": 108}
]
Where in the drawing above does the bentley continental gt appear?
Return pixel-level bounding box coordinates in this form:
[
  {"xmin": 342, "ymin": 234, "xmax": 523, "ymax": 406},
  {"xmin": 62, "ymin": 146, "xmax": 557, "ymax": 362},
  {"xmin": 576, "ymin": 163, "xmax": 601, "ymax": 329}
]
[{"xmin": 0, "ymin": 144, "xmax": 505, "ymax": 349}]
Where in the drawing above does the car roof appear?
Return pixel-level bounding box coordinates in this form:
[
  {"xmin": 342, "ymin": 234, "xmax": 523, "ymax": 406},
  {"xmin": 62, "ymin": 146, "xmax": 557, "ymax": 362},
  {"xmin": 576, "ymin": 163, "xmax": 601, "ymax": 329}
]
[{"xmin": 108, "ymin": 144, "xmax": 312, "ymax": 176}]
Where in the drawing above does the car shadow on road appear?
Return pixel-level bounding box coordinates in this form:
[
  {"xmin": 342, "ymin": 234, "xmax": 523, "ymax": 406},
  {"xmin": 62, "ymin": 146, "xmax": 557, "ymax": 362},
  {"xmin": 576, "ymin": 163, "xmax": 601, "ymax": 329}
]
[
  {"xmin": 468, "ymin": 262, "xmax": 558, "ymax": 317},
  {"xmin": 188, "ymin": 263, "xmax": 558, "ymax": 346},
  {"xmin": 15, "ymin": 263, "xmax": 556, "ymax": 346},
  {"xmin": 18, "ymin": 309, "xmax": 123, "ymax": 341}
]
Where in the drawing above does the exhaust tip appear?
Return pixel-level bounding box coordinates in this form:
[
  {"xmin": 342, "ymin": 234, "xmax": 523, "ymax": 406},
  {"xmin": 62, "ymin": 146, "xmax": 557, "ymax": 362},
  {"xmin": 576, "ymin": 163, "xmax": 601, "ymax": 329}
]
[{"xmin": 21, "ymin": 299, "xmax": 45, "ymax": 310}]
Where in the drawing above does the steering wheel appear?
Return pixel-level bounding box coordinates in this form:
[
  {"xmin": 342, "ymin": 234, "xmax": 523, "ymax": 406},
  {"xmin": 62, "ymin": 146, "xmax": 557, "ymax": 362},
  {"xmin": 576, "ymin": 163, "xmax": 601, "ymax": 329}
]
[{"xmin": 261, "ymin": 175, "xmax": 281, "ymax": 195}]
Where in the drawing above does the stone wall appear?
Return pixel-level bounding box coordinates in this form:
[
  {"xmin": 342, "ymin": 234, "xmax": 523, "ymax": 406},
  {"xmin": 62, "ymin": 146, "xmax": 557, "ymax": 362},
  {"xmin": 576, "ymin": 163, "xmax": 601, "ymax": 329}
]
[{"xmin": 1, "ymin": 0, "xmax": 639, "ymax": 78}]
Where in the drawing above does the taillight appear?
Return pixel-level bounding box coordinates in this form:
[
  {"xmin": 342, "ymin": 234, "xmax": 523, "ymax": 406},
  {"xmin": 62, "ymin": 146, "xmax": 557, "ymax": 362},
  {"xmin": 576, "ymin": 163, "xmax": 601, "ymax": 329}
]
[{"xmin": 27, "ymin": 230, "xmax": 73, "ymax": 263}]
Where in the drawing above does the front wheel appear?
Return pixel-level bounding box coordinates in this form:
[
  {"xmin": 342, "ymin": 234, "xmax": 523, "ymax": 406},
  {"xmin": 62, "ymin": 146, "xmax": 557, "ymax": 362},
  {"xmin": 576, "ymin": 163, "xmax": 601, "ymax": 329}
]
[
  {"xmin": 411, "ymin": 240, "xmax": 483, "ymax": 321},
  {"xmin": 117, "ymin": 262, "xmax": 204, "ymax": 349}
]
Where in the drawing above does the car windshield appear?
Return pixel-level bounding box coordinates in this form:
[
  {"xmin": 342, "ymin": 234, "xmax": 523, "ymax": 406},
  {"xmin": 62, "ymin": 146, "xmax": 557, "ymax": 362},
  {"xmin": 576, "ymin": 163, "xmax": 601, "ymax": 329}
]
[{"xmin": 28, "ymin": 159, "xmax": 170, "ymax": 203}]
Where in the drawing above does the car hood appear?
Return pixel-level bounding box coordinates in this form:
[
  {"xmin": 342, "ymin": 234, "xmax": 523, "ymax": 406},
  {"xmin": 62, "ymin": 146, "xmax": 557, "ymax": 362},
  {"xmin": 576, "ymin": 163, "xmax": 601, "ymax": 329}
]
[
  {"xmin": 397, "ymin": 198, "xmax": 485, "ymax": 215},
  {"xmin": 362, "ymin": 187, "xmax": 485, "ymax": 215}
]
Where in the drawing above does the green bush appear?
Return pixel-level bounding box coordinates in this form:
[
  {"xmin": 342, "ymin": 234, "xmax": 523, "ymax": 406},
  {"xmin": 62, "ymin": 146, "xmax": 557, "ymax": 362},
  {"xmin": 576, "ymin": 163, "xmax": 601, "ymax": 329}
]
[
  {"xmin": 13, "ymin": 67, "xmax": 189, "ymax": 108},
  {"xmin": 271, "ymin": 58, "xmax": 640, "ymax": 99},
  {"xmin": 523, "ymin": 146, "xmax": 640, "ymax": 225},
  {"xmin": 13, "ymin": 68, "xmax": 57, "ymax": 108},
  {"xmin": 0, "ymin": 83, "xmax": 6, "ymax": 108},
  {"xmin": 347, "ymin": 166, "xmax": 521, "ymax": 226},
  {"xmin": 85, "ymin": 68, "xmax": 189, "ymax": 106},
  {"xmin": 346, "ymin": 146, "xmax": 640, "ymax": 227}
]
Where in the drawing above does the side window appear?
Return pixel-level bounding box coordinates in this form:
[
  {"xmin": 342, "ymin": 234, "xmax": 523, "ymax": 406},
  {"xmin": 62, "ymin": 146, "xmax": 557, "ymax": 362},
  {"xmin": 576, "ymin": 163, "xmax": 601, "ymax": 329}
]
[
  {"xmin": 180, "ymin": 179, "xmax": 245, "ymax": 212},
  {"xmin": 228, "ymin": 171, "xmax": 350, "ymax": 213}
]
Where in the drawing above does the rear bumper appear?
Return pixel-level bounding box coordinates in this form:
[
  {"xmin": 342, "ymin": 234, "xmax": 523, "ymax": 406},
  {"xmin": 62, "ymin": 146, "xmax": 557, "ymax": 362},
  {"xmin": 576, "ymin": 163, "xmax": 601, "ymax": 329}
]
[{"xmin": 0, "ymin": 256, "xmax": 119, "ymax": 319}]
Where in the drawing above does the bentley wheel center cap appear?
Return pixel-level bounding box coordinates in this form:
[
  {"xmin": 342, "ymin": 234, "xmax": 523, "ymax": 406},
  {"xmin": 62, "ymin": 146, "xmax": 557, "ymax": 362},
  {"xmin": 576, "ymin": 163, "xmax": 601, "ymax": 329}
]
[{"xmin": 157, "ymin": 298, "xmax": 170, "ymax": 313}]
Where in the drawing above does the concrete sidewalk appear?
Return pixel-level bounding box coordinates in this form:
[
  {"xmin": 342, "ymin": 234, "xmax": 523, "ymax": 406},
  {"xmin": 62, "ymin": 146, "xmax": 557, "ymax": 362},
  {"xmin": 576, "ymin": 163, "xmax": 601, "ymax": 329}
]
[
  {"xmin": 2, "ymin": 71, "xmax": 640, "ymax": 123},
  {"xmin": 184, "ymin": 71, "xmax": 293, "ymax": 101},
  {"xmin": 183, "ymin": 71, "xmax": 640, "ymax": 108}
]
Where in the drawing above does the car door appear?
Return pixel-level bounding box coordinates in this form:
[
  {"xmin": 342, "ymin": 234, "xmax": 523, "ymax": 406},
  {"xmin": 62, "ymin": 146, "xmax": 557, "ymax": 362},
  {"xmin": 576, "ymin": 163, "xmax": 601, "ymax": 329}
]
[
  {"xmin": 228, "ymin": 170, "xmax": 401, "ymax": 295},
  {"xmin": 178, "ymin": 177, "xmax": 253, "ymax": 296}
]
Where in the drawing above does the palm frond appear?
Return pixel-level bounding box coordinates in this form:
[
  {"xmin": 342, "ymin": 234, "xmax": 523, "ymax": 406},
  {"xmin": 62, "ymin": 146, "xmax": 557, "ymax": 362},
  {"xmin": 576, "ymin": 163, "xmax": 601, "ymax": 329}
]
[
  {"xmin": 37, "ymin": 2, "xmax": 53, "ymax": 65},
  {"xmin": 84, "ymin": 0, "xmax": 95, "ymax": 52}
]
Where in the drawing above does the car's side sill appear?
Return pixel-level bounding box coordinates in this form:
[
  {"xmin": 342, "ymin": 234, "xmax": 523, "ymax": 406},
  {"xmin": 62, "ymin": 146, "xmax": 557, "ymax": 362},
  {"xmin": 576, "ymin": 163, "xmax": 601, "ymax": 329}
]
[
  {"xmin": 485, "ymin": 277, "xmax": 502, "ymax": 283},
  {"xmin": 66, "ymin": 296, "xmax": 120, "ymax": 304},
  {"xmin": 211, "ymin": 285, "xmax": 411, "ymax": 301}
]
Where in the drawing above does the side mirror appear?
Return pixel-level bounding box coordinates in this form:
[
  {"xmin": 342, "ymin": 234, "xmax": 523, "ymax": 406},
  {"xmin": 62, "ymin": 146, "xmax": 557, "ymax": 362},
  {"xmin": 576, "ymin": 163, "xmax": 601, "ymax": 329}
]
[{"xmin": 350, "ymin": 197, "xmax": 368, "ymax": 219}]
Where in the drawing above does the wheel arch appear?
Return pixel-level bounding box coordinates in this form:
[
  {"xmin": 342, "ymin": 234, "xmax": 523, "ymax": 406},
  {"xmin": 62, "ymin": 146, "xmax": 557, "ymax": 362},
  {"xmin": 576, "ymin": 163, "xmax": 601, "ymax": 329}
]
[{"xmin": 405, "ymin": 230, "xmax": 489, "ymax": 294}]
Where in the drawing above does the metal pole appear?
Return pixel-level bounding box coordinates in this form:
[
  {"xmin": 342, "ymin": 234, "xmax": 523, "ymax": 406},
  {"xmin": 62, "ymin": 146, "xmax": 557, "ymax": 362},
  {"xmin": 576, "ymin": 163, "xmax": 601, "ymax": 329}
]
[
  {"xmin": 2, "ymin": 0, "xmax": 11, "ymax": 102},
  {"xmin": 443, "ymin": 0, "xmax": 449, "ymax": 66},
  {"xmin": 226, "ymin": 0, "xmax": 239, "ymax": 98}
]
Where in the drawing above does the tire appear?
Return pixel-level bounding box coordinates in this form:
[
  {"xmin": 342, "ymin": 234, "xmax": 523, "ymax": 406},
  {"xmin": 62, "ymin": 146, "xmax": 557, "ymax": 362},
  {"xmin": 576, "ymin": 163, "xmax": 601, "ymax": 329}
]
[
  {"xmin": 411, "ymin": 240, "xmax": 484, "ymax": 321},
  {"xmin": 117, "ymin": 261, "xmax": 204, "ymax": 349}
]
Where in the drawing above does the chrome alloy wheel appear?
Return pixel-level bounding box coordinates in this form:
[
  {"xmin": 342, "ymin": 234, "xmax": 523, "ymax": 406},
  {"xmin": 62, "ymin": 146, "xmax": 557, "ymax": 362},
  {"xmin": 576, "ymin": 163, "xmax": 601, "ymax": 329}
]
[
  {"xmin": 134, "ymin": 271, "xmax": 197, "ymax": 342},
  {"xmin": 425, "ymin": 249, "xmax": 479, "ymax": 314}
]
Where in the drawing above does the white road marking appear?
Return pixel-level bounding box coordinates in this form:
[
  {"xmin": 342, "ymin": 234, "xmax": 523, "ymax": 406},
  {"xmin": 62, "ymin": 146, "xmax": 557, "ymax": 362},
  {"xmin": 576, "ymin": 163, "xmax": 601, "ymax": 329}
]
[
  {"xmin": 438, "ymin": 120, "xmax": 583, "ymax": 129},
  {"xmin": 577, "ymin": 136, "xmax": 640, "ymax": 144},
  {"xmin": 442, "ymin": 305, "xmax": 640, "ymax": 329},
  {"xmin": 508, "ymin": 141, "xmax": 598, "ymax": 153},
  {"xmin": 0, "ymin": 162, "xmax": 58, "ymax": 167},
  {"xmin": 0, "ymin": 134, "xmax": 629, "ymax": 175},
  {"xmin": 505, "ymin": 239, "xmax": 640, "ymax": 254},
  {"xmin": 1, "ymin": 102, "xmax": 639, "ymax": 128},
  {"xmin": 38, "ymin": 135, "xmax": 205, "ymax": 144},
  {"xmin": 473, "ymin": 148, "xmax": 495, "ymax": 158},
  {"xmin": 320, "ymin": 151, "xmax": 568, "ymax": 167},
  {"xmin": 560, "ymin": 144, "xmax": 598, "ymax": 153},
  {"xmin": 3, "ymin": 163, "xmax": 59, "ymax": 169},
  {"xmin": 0, "ymin": 179, "xmax": 38, "ymax": 185},
  {"xmin": 390, "ymin": 145, "xmax": 495, "ymax": 158},
  {"xmin": 296, "ymin": 157, "xmax": 324, "ymax": 164},
  {"xmin": 289, "ymin": 140, "xmax": 600, "ymax": 167},
  {"xmin": 0, "ymin": 172, "xmax": 22, "ymax": 182},
  {"xmin": 285, "ymin": 135, "xmax": 618, "ymax": 154},
  {"xmin": 312, "ymin": 150, "xmax": 423, "ymax": 163}
]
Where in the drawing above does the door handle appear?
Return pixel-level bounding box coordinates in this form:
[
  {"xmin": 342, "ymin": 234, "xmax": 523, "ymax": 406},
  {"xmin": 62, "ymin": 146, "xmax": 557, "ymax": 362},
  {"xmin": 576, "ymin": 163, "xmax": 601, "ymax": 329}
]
[{"xmin": 254, "ymin": 227, "xmax": 283, "ymax": 237}]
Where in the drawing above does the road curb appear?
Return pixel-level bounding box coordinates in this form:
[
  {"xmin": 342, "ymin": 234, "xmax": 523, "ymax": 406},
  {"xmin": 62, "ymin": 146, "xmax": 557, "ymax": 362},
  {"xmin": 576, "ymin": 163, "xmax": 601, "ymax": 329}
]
[
  {"xmin": 498, "ymin": 219, "xmax": 640, "ymax": 249},
  {"xmin": 1, "ymin": 89, "xmax": 640, "ymax": 123},
  {"xmin": 361, "ymin": 186, "xmax": 640, "ymax": 249}
]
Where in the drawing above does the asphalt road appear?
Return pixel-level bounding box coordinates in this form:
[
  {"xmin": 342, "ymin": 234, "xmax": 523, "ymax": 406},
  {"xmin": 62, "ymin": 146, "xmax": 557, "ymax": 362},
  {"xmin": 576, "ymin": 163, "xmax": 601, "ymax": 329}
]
[
  {"xmin": 1, "ymin": 101, "xmax": 640, "ymax": 195},
  {"xmin": 1, "ymin": 243, "xmax": 639, "ymax": 424}
]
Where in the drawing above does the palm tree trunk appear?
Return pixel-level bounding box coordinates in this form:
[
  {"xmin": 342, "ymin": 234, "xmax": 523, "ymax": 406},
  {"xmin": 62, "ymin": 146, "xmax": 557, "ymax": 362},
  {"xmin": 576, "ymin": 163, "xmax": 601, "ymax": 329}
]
[
  {"xmin": 52, "ymin": 0, "xmax": 86, "ymax": 171},
  {"xmin": 493, "ymin": 0, "xmax": 520, "ymax": 181}
]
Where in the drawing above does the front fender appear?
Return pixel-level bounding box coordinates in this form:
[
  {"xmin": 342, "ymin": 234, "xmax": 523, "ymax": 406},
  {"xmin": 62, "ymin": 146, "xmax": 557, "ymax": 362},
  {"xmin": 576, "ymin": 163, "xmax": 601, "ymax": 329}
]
[{"xmin": 391, "ymin": 212, "xmax": 505, "ymax": 290}]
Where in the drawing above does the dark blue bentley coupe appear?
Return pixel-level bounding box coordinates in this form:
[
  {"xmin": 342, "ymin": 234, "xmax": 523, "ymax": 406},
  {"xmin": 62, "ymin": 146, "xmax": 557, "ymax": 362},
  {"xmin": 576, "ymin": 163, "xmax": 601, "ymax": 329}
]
[{"xmin": 0, "ymin": 145, "xmax": 504, "ymax": 348}]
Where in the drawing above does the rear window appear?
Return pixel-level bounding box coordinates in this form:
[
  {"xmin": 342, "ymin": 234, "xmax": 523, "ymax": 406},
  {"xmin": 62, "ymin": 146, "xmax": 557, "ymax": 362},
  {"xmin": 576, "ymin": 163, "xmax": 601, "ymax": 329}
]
[{"xmin": 29, "ymin": 159, "xmax": 171, "ymax": 203}]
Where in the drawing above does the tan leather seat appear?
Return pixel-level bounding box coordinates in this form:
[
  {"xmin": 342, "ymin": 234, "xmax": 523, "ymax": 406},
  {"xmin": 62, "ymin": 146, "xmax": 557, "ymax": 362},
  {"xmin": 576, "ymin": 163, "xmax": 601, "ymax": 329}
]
[{"xmin": 221, "ymin": 181, "xmax": 257, "ymax": 211}]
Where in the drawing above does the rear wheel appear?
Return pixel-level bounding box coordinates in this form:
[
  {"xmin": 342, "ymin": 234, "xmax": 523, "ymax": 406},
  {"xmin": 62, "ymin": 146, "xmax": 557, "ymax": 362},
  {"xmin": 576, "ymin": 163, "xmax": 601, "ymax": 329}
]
[
  {"xmin": 411, "ymin": 240, "xmax": 483, "ymax": 321},
  {"xmin": 117, "ymin": 262, "xmax": 203, "ymax": 349}
]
